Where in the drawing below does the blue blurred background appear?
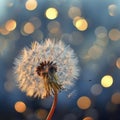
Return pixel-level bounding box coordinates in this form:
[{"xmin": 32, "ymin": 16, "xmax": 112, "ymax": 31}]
[{"xmin": 0, "ymin": 0, "xmax": 120, "ymax": 120}]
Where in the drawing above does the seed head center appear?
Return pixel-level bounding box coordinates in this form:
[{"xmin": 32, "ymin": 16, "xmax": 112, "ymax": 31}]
[{"xmin": 36, "ymin": 61, "xmax": 57, "ymax": 78}]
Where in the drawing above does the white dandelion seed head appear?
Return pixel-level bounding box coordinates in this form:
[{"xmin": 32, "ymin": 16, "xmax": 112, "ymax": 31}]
[{"xmin": 14, "ymin": 39, "xmax": 80, "ymax": 99}]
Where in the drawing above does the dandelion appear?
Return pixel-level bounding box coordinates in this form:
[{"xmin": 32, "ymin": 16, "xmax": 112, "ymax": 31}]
[{"xmin": 14, "ymin": 39, "xmax": 79, "ymax": 120}]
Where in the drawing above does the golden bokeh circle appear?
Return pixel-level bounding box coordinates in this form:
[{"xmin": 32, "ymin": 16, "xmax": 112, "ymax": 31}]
[
  {"xmin": 25, "ymin": 0, "xmax": 38, "ymax": 11},
  {"xmin": 45, "ymin": 7, "xmax": 58, "ymax": 20},
  {"xmin": 14, "ymin": 101, "xmax": 26, "ymax": 113},
  {"xmin": 77, "ymin": 96, "xmax": 91, "ymax": 110},
  {"xmin": 73, "ymin": 17, "xmax": 88, "ymax": 31},
  {"xmin": 23, "ymin": 22, "xmax": 35, "ymax": 34},
  {"xmin": 5, "ymin": 19, "xmax": 17, "ymax": 31},
  {"xmin": 108, "ymin": 29, "xmax": 120, "ymax": 41},
  {"xmin": 101, "ymin": 75, "xmax": 113, "ymax": 88}
]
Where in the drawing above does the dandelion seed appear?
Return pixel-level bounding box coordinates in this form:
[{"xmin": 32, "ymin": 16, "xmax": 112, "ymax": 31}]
[
  {"xmin": 67, "ymin": 90, "xmax": 77, "ymax": 98},
  {"xmin": 14, "ymin": 39, "xmax": 79, "ymax": 120}
]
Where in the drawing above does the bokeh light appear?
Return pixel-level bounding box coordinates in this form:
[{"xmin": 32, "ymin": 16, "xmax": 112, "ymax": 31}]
[
  {"xmin": 25, "ymin": 0, "xmax": 38, "ymax": 11},
  {"xmin": 83, "ymin": 116, "xmax": 94, "ymax": 120},
  {"xmin": 77, "ymin": 96, "xmax": 91, "ymax": 110},
  {"xmin": 7, "ymin": 30, "xmax": 20, "ymax": 41},
  {"xmin": 94, "ymin": 38, "xmax": 108, "ymax": 48},
  {"xmin": 101, "ymin": 75, "xmax": 113, "ymax": 88},
  {"xmin": 45, "ymin": 7, "xmax": 58, "ymax": 20},
  {"xmin": 108, "ymin": 29, "xmax": 120, "ymax": 41},
  {"xmin": 116, "ymin": 57, "xmax": 120, "ymax": 69},
  {"xmin": 87, "ymin": 45, "xmax": 103, "ymax": 59},
  {"xmin": 32, "ymin": 30, "xmax": 44, "ymax": 41},
  {"xmin": 68, "ymin": 6, "xmax": 81, "ymax": 19},
  {"xmin": 5, "ymin": 19, "xmax": 17, "ymax": 32},
  {"xmin": 23, "ymin": 22, "xmax": 35, "ymax": 35},
  {"xmin": 111, "ymin": 92, "xmax": 120, "ymax": 104},
  {"xmin": 4, "ymin": 80, "xmax": 15, "ymax": 92},
  {"xmin": 91, "ymin": 84, "xmax": 103, "ymax": 96},
  {"xmin": 0, "ymin": 26, "xmax": 10, "ymax": 35},
  {"xmin": 29, "ymin": 17, "xmax": 41, "ymax": 30},
  {"xmin": 4, "ymin": 70, "xmax": 16, "ymax": 92},
  {"xmin": 73, "ymin": 17, "xmax": 88, "ymax": 31},
  {"xmin": 7, "ymin": 1, "xmax": 14, "ymax": 7},
  {"xmin": 95, "ymin": 26, "xmax": 107, "ymax": 39},
  {"xmin": 47, "ymin": 21, "xmax": 60, "ymax": 34},
  {"xmin": 47, "ymin": 20, "xmax": 62, "ymax": 39},
  {"xmin": 108, "ymin": 4, "xmax": 118, "ymax": 16},
  {"xmin": 36, "ymin": 109, "xmax": 48, "ymax": 120},
  {"xmin": 14, "ymin": 101, "xmax": 26, "ymax": 113}
]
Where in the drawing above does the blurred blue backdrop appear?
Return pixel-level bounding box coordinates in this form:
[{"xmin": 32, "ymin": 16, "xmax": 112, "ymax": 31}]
[{"xmin": 0, "ymin": 0, "xmax": 120, "ymax": 120}]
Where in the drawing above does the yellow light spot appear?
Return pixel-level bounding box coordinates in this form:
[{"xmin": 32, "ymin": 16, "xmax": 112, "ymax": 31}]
[
  {"xmin": 73, "ymin": 17, "xmax": 88, "ymax": 31},
  {"xmin": 68, "ymin": 6, "xmax": 81, "ymax": 19},
  {"xmin": 25, "ymin": 0, "xmax": 38, "ymax": 11},
  {"xmin": 23, "ymin": 22, "xmax": 35, "ymax": 34},
  {"xmin": 77, "ymin": 96, "xmax": 91, "ymax": 110},
  {"xmin": 108, "ymin": 29, "xmax": 120, "ymax": 41},
  {"xmin": 101, "ymin": 75, "xmax": 113, "ymax": 88},
  {"xmin": 116, "ymin": 57, "xmax": 120, "ymax": 69},
  {"xmin": 83, "ymin": 116, "xmax": 94, "ymax": 120},
  {"xmin": 14, "ymin": 101, "xmax": 26, "ymax": 113},
  {"xmin": 45, "ymin": 7, "xmax": 58, "ymax": 20},
  {"xmin": 111, "ymin": 92, "xmax": 120, "ymax": 104},
  {"xmin": 5, "ymin": 19, "xmax": 17, "ymax": 31}
]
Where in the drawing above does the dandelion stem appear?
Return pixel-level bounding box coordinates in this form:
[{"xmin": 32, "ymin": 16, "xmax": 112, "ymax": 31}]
[{"xmin": 46, "ymin": 92, "xmax": 58, "ymax": 120}]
